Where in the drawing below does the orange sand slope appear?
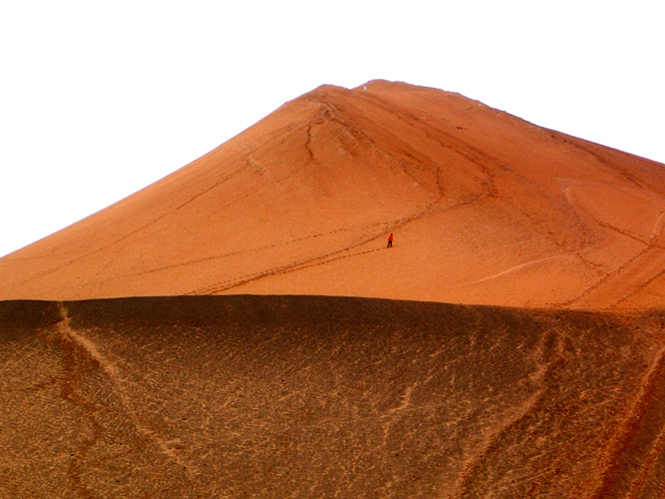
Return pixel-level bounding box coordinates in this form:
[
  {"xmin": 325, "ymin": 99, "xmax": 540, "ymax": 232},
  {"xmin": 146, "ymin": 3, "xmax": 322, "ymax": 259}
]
[
  {"xmin": 4, "ymin": 296, "xmax": 665, "ymax": 498},
  {"xmin": 2, "ymin": 80, "xmax": 665, "ymax": 310}
]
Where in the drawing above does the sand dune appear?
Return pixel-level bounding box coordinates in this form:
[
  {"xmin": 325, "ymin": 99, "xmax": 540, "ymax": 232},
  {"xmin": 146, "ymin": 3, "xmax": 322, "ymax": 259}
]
[
  {"xmin": 3, "ymin": 296, "xmax": 665, "ymax": 498},
  {"xmin": 2, "ymin": 81, "xmax": 665, "ymax": 310},
  {"xmin": 3, "ymin": 81, "xmax": 665, "ymax": 498}
]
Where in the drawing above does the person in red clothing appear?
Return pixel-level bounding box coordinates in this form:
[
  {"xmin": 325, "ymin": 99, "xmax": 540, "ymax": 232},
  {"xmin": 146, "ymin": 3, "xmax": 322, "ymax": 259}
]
[{"xmin": 387, "ymin": 233, "xmax": 393, "ymax": 248}]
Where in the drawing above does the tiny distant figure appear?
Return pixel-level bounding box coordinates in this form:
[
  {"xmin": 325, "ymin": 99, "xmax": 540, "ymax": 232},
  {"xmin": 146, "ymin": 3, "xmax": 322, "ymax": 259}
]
[{"xmin": 387, "ymin": 233, "xmax": 393, "ymax": 248}]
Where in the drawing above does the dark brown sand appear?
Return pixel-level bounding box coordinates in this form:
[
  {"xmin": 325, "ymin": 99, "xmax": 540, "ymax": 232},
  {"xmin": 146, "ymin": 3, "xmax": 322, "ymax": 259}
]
[{"xmin": 2, "ymin": 296, "xmax": 665, "ymax": 498}]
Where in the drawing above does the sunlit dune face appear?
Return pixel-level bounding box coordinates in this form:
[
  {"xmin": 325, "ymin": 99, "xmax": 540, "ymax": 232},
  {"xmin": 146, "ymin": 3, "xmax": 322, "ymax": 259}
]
[{"xmin": 1, "ymin": 81, "xmax": 665, "ymax": 312}]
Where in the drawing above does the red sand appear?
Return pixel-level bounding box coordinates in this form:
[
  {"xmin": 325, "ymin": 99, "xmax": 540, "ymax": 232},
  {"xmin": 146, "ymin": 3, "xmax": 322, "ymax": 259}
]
[{"xmin": 2, "ymin": 80, "xmax": 665, "ymax": 310}]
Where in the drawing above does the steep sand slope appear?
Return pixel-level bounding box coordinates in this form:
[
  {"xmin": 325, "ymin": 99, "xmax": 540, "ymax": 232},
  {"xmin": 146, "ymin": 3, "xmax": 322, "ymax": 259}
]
[
  {"xmin": 2, "ymin": 81, "xmax": 665, "ymax": 310},
  {"xmin": 3, "ymin": 296, "xmax": 665, "ymax": 498}
]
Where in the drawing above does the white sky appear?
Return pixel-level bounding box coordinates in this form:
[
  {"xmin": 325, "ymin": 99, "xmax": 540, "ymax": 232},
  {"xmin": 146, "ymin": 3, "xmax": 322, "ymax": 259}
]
[{"xmin": 1, "ymin": 0, "xmax": 663, "ymax": 258}]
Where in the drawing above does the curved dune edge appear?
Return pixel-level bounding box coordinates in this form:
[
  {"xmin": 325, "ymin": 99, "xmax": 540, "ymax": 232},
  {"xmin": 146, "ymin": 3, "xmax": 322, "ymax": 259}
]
[{"xmin": 3, "ymin": 295, "xmax": 665, "ymax": 498}]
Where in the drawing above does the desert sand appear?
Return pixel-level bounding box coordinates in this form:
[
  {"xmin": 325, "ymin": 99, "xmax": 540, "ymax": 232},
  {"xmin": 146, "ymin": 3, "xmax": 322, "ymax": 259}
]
[
  {"xmin": 4, "ymin": 297, "xmax": 665, "ymax": 498},
  {"xmin": 2, "ymin": 81, "xmax": 665, "ymax": 498},
  {"xmin": 2, "ymin": 80, "xmax": 665, "ymax": 310}
]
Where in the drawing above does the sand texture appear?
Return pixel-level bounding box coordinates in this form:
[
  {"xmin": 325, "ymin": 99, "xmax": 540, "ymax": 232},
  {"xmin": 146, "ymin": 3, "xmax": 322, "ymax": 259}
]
[
  {"xmin": 3, "ymin": 296, "xmax": 665, "ymax": 498},
  {"xmin": 3, "ymin": 81, "xmax": 665, "ymax": 498},
  {"xmin": 2, "ymin": 81, "xmax": 665, "ymax": 310}
]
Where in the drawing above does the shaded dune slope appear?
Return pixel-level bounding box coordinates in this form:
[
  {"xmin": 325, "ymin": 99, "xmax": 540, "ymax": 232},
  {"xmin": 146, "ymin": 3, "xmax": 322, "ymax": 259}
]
[
  {"xmin": 2, "ymin": 81, "xmax": 665, "ymax": 310},
  {"xmin": 3, "ymin": 295, "xmax": 665, "ymax": 498}
]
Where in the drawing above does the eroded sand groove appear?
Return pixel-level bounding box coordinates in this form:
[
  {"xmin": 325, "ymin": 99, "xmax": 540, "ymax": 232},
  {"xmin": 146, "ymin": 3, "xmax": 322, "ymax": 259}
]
[
  {"xmin": 583, "ymin": 345, "xmax": 665, "ymax": 499},
  {"xmin": 52, "ymin": 302, "xmax": 198, "ymax": 496},
  {"xmin": 55, "ymin": 303, "xmax": 103, "ymax": 499},
  {"xmin": 3, "ymin": 296, "xmax": 665, "ymax": 498}
]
